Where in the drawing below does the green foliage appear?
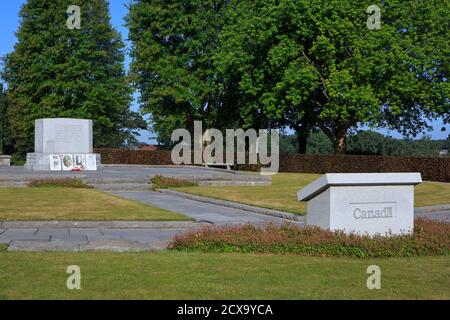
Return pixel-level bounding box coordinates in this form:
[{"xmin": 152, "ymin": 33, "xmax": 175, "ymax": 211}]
[
  {"xmin": 151, "ymin": 175, "xmax": 197, "ymax": 190},
  {"xmin": 305, "ymin": 131, "xmax": 335, "ymax": 155},
  {"xmin": 217, "ymin": 0, "xmax": 449, "ymax": 153},
  {"xmin": 0, "ymin": 244, "xmax": 8, "ymax": 252},
  {"xmin": 170, "ymin": 219, "xmax": 450, "ymax": 258},
  {"xmin": 0, "ymin": 84, "xmax": 13, "ymax": 155},
  {"xmin": 126, "ymin": 0, "xmax": 240, "ymax": 146},
  {"xmin": 280, "ymin": 130, "xmax": 449, "ymax": 156},
  {"xmin": 2, "ymin": 0, "xmax": 146, "ymax": 155},
  {"xmin": 28, "ymin": 178, "xmax": 93, "ymax": 189}
]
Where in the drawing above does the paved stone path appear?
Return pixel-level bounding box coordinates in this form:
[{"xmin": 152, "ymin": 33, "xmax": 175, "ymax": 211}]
[
  {"xmin": 0, "ymin": 226, "xmax": 194, "ymax": 252},
  {"xmin": 0, "ymin": 191, "xmax": 302, "ymax": 252},
  {"xmin": 111, "ymin": 191, "xmax": 301, "ymax": 225},
  {"xmin": 415, "ymin": 210, "xmax": 450, "ymax": 223}
]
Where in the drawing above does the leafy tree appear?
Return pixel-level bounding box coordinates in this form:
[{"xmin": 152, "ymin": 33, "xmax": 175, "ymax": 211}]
[
  {"xmin": 280, "ymin": 130, "xmax": 448, "ymax": 156},
  {"xmin": 217, "ymin": 0, "xmax": 449, "ymax": 154},
  {"xmin": 0, "ymin": 83, "xmax": 13, "ymax": 155},
  {"xmin": 306, "ymin": 131, "xmax": 334, "ymax": 155},
  {"xmin": 347, "ymin": 131, "xmax": 397, "ymax": 155},
  {"xmin": 2, "ymin": 0, "xmax": 145, "ymax": 155},
  {"xmin": 126, "ymin": 0, "xmax": 241, "ymax": 146}
]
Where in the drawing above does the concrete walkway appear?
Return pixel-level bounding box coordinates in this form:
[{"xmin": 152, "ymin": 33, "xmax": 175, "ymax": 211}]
[
  {"xmin": 111, "ymin": 191, "xmax": 302, "ymax": 225},
  {"xmin": 0, "ymin": 222, "xmax": 204, "ymax": 252}
]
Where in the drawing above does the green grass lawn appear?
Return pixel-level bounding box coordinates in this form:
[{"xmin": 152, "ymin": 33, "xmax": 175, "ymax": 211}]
[
  {"xmin": 0, "ymin": 187, "xmax": 189, "ymax": 221},
  {"xmin": 176, "ymin": 173, "xmax": 450, "ymax": 215},
  {"xmin": 0, "ymin": 252, "xmax": 448, "ymax": 299}
]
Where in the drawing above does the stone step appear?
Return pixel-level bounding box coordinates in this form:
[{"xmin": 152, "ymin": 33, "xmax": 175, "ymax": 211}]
[
  {"xmin": 90, "ymin": 183, "xmax": 153, "ymax": 192},
  {"xmin": 86, "ymin": 177, "xmax": 150, "ymax": 184},
  {"xmin": 0, "ymin": 181, "xmax": 28, "ymax": 188}
]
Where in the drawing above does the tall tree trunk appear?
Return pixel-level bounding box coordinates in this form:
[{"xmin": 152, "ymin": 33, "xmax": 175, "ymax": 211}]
[
  {"xmin": 334, "ymin": 129, "xmax": 347, "ymax": 155},
  {"xmin": 295, "ymin": 126, "xmax": 309, "ymax": 154}
]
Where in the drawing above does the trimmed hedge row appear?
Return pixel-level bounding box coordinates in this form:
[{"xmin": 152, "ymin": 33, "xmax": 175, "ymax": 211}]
[
  {"xmin": 95, "ymin": 148, "xmax": 173, "ymax": 165},
  {"xmin": 95, "ymin": 148, "xmax": 450, "ymax": 182},
  {"xmin": 278, "ymin": 154, "xmax": 450, "ymax": 183}
]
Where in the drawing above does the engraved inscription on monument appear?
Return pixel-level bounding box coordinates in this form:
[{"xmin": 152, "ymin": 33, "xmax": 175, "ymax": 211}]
[
  {"xmin": 55, "ymin": 125, "xmax": 83, "ymax": 143},
  {"xmin": 298, "ymin": 173, "xmax": 422, "ymax": 236},
  {"xmin": 350, "ymin": 202, "xmax": 397, "ymax": 220}
]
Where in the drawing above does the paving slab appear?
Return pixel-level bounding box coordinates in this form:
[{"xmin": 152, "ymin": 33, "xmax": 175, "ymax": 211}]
[
  {"xmin": 69, "ymin": 228, "xmax": 104, "ymax": 239},
  {"xmin": 416, "ymin": 210, "xmax": 450, "ymax": 223},
  {"xmin": 50, "ymin": 234, "xmax": 89, "ymax": 245},
  {"xmin": 8, "ymin": 240, "xmax": 80, "ymax": 252},
  {"xmin": 1, "ymin": 221, "xmax": 203, "ymax": 229},
  {"xmin": 35, "ymin": 228, "xmax": 69, "ymax": 239},
  {"xmin": 0, "ymin": 229, "xmax": 49, "ymax": 242}
]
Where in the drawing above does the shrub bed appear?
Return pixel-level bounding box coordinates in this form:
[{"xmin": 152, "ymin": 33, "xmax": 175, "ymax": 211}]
[
  {"xmin": 28, "ymin": 178, "xmax": 93, "ymax": 189},
  {"xmin": 169, "ymin": 219, "xmax": 450, "ymax": 258}
]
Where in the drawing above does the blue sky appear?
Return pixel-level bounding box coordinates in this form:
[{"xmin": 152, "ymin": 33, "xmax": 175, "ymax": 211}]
[{"xmin": 0, "ymin": 0, "xmax": 448, "ymax": 141}]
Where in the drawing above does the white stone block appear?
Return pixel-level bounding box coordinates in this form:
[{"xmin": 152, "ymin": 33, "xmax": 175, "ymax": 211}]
[
  {"xmin": 34, "ymin": 118, "xmax": 93, "ymax": 154},
  {"xmin": 0, "ymin": 155, "xmax": 12, "ymax": 167},
  {"xmin": 297, "ymin": 173, "xmax": 422, "ymax": 236}
]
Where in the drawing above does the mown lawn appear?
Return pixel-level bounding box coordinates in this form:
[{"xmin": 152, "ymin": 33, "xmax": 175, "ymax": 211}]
[
  {"xmin": 0, "ymin": 252, "xmax": 448, "ymax": 300},
  {"xmin": 0, "ymin": 187, "xmax": 189, "ymax": 221},
  {"xmin": 176, "ymin": 173, "xmax": 450, "ymax": 215}
]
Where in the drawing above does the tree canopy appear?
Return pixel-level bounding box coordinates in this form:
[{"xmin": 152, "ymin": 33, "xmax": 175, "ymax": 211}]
[
  {"xmin": 126, "ymin": 0, "xmax": 241, "ymax": 146},
  {"xmin": 217, "ymin": 0, "xmax": 449, "ymax": 153},
  {"xmin": 280, "ymin": 130, "xmax": 449, "ymax": 156}
]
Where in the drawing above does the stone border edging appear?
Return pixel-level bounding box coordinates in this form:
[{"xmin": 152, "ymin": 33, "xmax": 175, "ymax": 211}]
[
  {"xmin": 0, "ymin": 221, "xmax": 206, "ymax": 229},
  {"xmin": 158, "ymin": 189, "xmax": 306, "ymax": 222}
]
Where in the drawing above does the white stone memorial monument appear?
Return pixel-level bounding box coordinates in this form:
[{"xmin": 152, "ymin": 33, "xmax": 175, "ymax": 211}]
[
  {"xmin": 297, "ymin": 173, "xmax": 422, "ymax": 236},
  {"xmin": 0, "ymin": 155, "xmax": 11, "ymax": 167},
  {"xmin": 25, "ymin": 118, "xmax": 101, "ymax": 171}
]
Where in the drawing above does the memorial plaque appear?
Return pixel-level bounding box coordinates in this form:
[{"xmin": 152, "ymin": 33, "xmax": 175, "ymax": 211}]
[
  {"xmin": 49, "ymin": 155, "xmax": 62, "ymax": 171},
  {"xmin": 298, "ymin": 173, "xmax": 422, "ymax": 236}
]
